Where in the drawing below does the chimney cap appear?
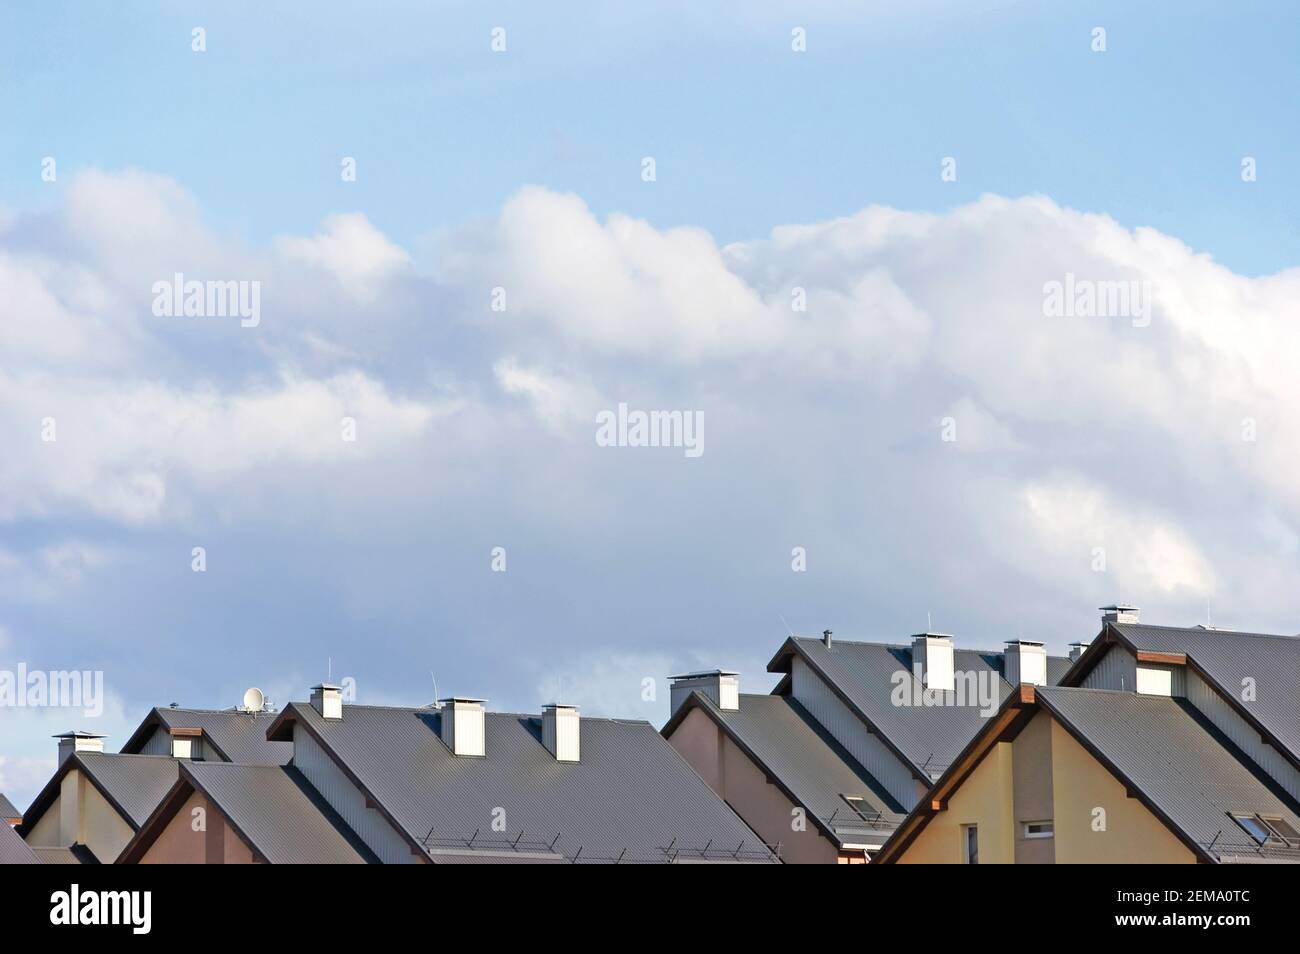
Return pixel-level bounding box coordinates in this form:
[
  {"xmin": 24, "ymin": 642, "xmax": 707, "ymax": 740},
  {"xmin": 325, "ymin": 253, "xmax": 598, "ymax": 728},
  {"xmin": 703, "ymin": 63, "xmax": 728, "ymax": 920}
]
[
  {"xmin": 1100, "ymin": 603, "xmax": 1139, "ymax": 611},
  {"xmin": 437, "ymin": 696, "xmax": 486, "ymax": 704},
  {"xmin": 53, "ymin": 730, "xmax": 105, "ymax": 739},
  {"xmin": 911, "ymin": 631, "xmax": 954, "ymax": 640},
  {"xmin": 668, "ymin": 670, "xmax": 739, "ymax": 680},
  {"xmin": 1004, "ymin": 639, "xmax": 1045, "ymax": 647},
  {"xmin": 542, "ymin": 702, "xmax": 579, "ymax": 711},
  {"xmin": 310, "ymin": 683, "xmax": 343, "ymax": 691},
  {"xmin": 1068, "ymin": 639, "xmax": 1090, "ymax": 648}
]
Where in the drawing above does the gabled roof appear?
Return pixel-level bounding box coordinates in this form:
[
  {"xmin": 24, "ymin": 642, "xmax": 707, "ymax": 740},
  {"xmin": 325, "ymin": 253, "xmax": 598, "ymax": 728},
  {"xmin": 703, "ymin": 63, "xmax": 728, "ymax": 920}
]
[
  {"xmin": 0, "ymin": 819, "xmax": 38, "ymax": 864},
  {"xmin": 121, "ymin": 707, "xmax": 291, "ymax": 764},
  {"xmin": 19, "ymin": 753, "xmax": 179, "ymax": 837},
  {"xmin": 119, "ymin": 762, "xmax": 376, "ymax": 864},
  {"xmin": 31, "ymin": 845, "xmax": 99, "ymax": 864},
  {"xmin": 662, "ymin": 691, "xmax": 907, "ymax": 848},
  {"xmin": 1064, "ymin": 622, "xmax": 1300, "ymax": 768},
  {"xmin": 0, "ymin": 792, "xmax": 21, "ymax": 823},
  {"xmin": 767, "ymin": 636, "xmax": 1071, "ymax": 780},
  {"xmin": 268, "ymin": 702, "xmax": 776, "ymax": 864},
  {"xmin": 876, "ymin": 685, "xmax": 1300, "ymax": 864}
]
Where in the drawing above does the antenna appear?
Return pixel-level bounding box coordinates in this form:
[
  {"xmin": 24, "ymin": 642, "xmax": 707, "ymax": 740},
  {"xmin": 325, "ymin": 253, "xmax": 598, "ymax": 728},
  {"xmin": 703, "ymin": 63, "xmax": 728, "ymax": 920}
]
[
  {"xmin": 927, "ymin": 611, "xmax": 932, "ymax": 632},
  {"xmin": 430, "ymin": 672, "xmax": 438, "ymax": 707},
  {"xmin": 328, "ymin": 656, "xmax": 332, "ymax": 682},
  {"xmin": 777, "ymin": 613, "xmax": 794, "ymax": 638},
  {"xmin": 241, "ymin": 687, "xmax": 265, "ymax": 712}
]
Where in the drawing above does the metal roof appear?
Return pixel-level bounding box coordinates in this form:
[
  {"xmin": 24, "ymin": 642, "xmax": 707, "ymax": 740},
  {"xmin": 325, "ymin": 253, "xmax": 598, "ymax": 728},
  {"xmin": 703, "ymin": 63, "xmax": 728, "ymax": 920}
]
[
  {"xmin": 769, "ymin": 636, "xmax": 1071, "ymax": 778},
  {"xmin": 0, "ymin": 792, "xmax": 20, "ymax": 820},
  {"xmin": 665, "ymin": 691, "xmax": 907, "ymax": 846},
  {"xmin": 280, "ymin": 702, "xmax": 776, "ymax": 864},
  {"xmin": 31, "ymin": 845, "xmax": 98, "ymax": 864},
  {"xmin": 181, "ymin": 762, "xmax": 376, "ymax": 864},
  {"xmin": 1037, "ymin": 686, "xmax": 1300, "ymax": 864},
  {"xmin": 123, "ymin": 707, "xmax": 291, "ymax": 765},
  {"xmin": 0, "ymin": 820, "xmax": 38, "ymax": 864},
  {"xmin": 1106, "ymin": 623, "xmax": 1300, "ymax": 762},
  {"xmin": 73, "ymin": 753, "xmax": 180, "ymax": 829}
]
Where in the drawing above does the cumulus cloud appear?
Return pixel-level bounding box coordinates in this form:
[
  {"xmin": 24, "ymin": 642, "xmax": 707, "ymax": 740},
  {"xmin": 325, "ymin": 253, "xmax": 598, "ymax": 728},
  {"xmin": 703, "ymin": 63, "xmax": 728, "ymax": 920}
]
[{"xmin": 2, "ymin": 168, "xmax": 1298, "ymax": 764}]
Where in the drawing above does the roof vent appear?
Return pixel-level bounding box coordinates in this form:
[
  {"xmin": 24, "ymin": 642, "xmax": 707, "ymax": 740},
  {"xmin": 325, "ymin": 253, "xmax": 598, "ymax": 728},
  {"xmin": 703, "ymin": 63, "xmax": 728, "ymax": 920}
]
[
  {"xmin": 310, "ymin": 683, "xmax": 343, "ymax": 720},
  {"xmin": 54, "ymin": 730, "xmax": 105, "ymax": 766},
  {"xmin": 1068, "ymin": 640, "xmax": 1090, "ymax": 662},
  {"xmin": 1004, "ymin": 639, "xmax": 1048, "ymax": 686},
  {"xmin": 439, "ymin": 697, "xmax": 486, "ymax": 757},
  {"xmin": 911, "ymin": 633, "xmax": 955, "ymax": 692},
  {"xmin": 822, "ymin": 629, "xmax": 833, "ymax": 648},
  {"xmin": 668, "ymin": 670, "xmax": 739, "ymax": 713},
  {"xmin": 1100, "ymin": 604, "xmax": 1140, "ymax": 625},
  {"xmin": 542, "ymin": 704, "xmax": 580, "ymax": 762}
]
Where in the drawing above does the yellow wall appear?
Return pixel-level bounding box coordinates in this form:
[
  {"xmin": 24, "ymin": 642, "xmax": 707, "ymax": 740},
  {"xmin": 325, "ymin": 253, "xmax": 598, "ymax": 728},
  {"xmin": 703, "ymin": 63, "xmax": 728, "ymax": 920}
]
[
  {"xmin": 899, "ymin": 742, "xmax": 1015, "ymax": 863},
  {"xmin": 1049, "ymin": 720, "xmax": 1194, "ymax": 864}
]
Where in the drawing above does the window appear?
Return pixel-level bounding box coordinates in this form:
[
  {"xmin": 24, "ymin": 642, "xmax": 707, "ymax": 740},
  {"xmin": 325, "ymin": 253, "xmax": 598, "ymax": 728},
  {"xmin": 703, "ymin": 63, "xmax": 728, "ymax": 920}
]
[
  {"xmin": 963, "ymin": 824, "xmax": 979, "ymax": 864},
  {"xmin": 1262, "ymin": 816, "xmax": 1300, "ymax": 846},
  {"xmin": 841, "ymin": 795, "xmax": 876, "ymax": 823},
  {"xmin": 1232, "ymin": 813, "xmax": 1300, "ymax": 847},
  {"xmin": 1023, "ymin": 821, "xmax": 1054, "ymax": 839}
]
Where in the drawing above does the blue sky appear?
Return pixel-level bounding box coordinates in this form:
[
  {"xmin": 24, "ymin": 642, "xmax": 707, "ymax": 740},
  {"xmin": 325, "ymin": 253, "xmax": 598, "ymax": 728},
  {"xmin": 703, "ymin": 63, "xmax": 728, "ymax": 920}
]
[{"xmin": 2, "ymin": 2, "xmax": 1299, "ymax": 805}]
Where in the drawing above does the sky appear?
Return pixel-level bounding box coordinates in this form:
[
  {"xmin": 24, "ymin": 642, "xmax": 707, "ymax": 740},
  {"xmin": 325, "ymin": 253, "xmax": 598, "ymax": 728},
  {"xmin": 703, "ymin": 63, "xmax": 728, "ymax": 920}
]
[{"xmin": 1, "ymin": 2, "xmax": 1299, "ymax": 805}]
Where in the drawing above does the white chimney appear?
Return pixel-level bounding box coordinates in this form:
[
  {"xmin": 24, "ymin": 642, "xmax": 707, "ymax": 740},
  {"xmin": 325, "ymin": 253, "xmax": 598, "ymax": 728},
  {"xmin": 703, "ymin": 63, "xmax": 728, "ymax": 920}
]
[
  {"xmin": 1068, "ymin": 640, "xmax": 1090, "ymax": 662},
  {"xmin": 1004, "ymin": 639, "xmax": 1048, "ymax": 686},
  {"xmin": 542, "ymin": 704, "xmax": 580, "ymax": 762},
  {"xmin": 310, "ymin": 683, "xmax": 343, "ymax": 720},
  {"xmin": 54, "ymin": 731, "xmax": 105, "ymax": 766},
  {"xmin": 668, "ymin": 670, "xmax": 739, "ymax": 713},
  {"xmin": 911, "ymin": 634, "xmax": 955, "ymax": 692},
  {"xmin": 170, "ymin": 728, "xmax": 201, "ymax": 759},
  {"xmin": 440, "ymin": 697, "xmax": 486, "ymax": 757},
  {"xmin": 1100, "ymin": 604, "xmax": 1140, "ymax": 625}
]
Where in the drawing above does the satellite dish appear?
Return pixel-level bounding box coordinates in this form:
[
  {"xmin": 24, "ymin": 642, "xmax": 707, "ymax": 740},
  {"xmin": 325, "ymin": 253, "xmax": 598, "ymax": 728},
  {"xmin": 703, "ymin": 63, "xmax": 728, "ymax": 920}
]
[{"xmin": 242, "ymin": 687, "xmax": 265, "ymax": 712}]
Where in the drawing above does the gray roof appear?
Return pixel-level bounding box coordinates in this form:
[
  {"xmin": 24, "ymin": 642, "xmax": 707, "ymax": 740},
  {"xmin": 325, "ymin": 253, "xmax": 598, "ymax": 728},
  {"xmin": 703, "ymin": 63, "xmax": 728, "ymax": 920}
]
[
  {"xmin": 1107, "ymin": 623, "xmax": 1300, "ymax": 761},
  {"xmin": 182, "ymin": 762, "xmax": 375, "ymax": 864},
  {"xmin": 32, "ymin": 845, "xmax": 98, "ymax": 864},
  {"xmin": 0, "ymin": 820, "xmax": 38, "ymax": 864},
  {"xmin": 124, "ymin": 707, "xmax": 291, "ymax": 764},
  {"xmin": 73, "ymin": 753, "xmax": 180, "ymax": 829},
  {"xmin": 770, "ymin": 636, "xmax": 1071, "ymax": 778},
  {"xmin": 667, "ymin": 692, "xmax": 907, "ymax": 846},
  {"xmin": 1038, "ymin": 686, "xmax": 1300, "ymax": 864},
  {"xmin": 0, "ymin": 792, "xmax": 20, "ymax": 820},
  {"xmin": 280, "ymin": 702, "xmax": 775, "ymax": 864}
]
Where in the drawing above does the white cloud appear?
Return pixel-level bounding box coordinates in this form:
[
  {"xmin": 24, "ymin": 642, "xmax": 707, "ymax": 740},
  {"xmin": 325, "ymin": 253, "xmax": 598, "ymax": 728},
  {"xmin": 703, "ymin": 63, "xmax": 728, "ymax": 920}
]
[{"xmin": 275, "ymin": 212, "xmax": 411, "ymax": 299}]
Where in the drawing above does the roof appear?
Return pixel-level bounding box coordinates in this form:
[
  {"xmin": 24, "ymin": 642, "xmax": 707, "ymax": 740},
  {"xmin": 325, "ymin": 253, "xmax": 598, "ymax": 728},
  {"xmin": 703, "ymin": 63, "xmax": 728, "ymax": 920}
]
[
  {"xmin": 1036, "ymin": 686, "xmax": 1300, "ymax": 864},
  {"xmin": 876, "ymin": 685, "xmax": 1300, "ymax": 864},
  {"xmin": 662, "ymin": 691, "xmax": 907, "ymax": 847},
  {"xmin": 1067, "ymin": 622, "xmax": 1300, "ymax": 765},
  {"xmin": 177, "ymin": 762, "xmax": 376, "ymax": 864},
  {"xmin": 0, "ymin": 792, "xmax": 21, "ymax": 821},
  {"xmin": 19, "ymin": 753, "xmax": 179, "ymax": 837},
  {"xmin": 768, "ymin": 636, "xmax": 1070, "ymax": 779},
  {"xmin": 0, "ymin": 820, "xmax": 38, "ymax": 864},
  {"xmin": 269, "ymin": 702, "xmax": 776, "ymax": 864},
  {"xmin": 31, "ymin": 845, "xmax": 99, "ymax": 864},
  {"xmin": 121, "ymin": 707, "xmax": 291, "ymax": 765}
]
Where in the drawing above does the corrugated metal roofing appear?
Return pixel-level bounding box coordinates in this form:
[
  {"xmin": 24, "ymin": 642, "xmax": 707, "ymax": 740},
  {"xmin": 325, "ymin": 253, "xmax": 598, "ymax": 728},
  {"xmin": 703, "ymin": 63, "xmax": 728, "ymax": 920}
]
[
  {"xmin": 1109, "ymin": 623, "xmax": 1300, "ymax": 761},
  {"xmin": 183, "ymin": 762, "xmax": 375, "ymax": 864},
  {"xmin": 146, "ymin": 707, "xmax": 291, "ymax": 765},
  {"xmin": 0, "ymin": 821, "xmax": 38, "ymax": 864},
  {"xmin": 31, "ymin": 845, "xmax": 98, "ymax": 864},
  {"xmin": 75, "ymin": 753, "xmax": 180, "ymax": 829},
  {"xmin": 773, "ymin": 637, "xmax": 1071, "ymax": 776},
  {"xmin": 287, "ymin": 703, "xmax": 776, "ymax": 864},
  {"xmin": 684, "ymin": 692, "xmax": 907, "ymax": 844},
  {"xmin": 0, "ymin": 792, "xmax": 20, "ymax": 819},
  {"xmin": 1038, "ymin": 686, "xmax": 1300, "ymax": 864}
]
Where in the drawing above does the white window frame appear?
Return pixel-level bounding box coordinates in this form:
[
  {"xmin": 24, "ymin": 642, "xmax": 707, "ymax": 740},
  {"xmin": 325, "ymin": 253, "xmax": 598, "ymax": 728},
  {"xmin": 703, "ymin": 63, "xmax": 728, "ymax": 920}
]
[{"xmin": 1023, "ymin": 820, "xmax": 1054, "ymax": 839}]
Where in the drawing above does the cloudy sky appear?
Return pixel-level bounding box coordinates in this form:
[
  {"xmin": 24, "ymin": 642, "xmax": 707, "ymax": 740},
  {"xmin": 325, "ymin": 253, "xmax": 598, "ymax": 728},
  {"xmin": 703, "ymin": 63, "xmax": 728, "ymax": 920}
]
[{"xmin": 1, "ymin": 2, "xmax": 1298, "ymax": 805}]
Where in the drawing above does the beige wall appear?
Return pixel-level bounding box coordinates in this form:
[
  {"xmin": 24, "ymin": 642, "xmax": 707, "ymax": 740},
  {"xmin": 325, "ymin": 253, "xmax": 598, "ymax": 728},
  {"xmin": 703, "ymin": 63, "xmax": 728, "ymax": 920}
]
[
  {"xmin": 1012, "ymin": 711, "xmax": 1055, "ymax": 864},
  {"xmin": 139, "ymin": 790, "xmax": 259, "ymax": 864},
  {"xmin": 898, "ymin": 742, "xmax": 1015, "ymax": 864},
  {"xmin": 1049, "ymin": 720, "xmax": 1193, "ymax": 864},
  {"xmin": 25, "ymin": 769, "xmax": 134, "ymax": 863},
  {"xmin": 668, "ymin": 707, "xmax": 838, "ymax": 864}
]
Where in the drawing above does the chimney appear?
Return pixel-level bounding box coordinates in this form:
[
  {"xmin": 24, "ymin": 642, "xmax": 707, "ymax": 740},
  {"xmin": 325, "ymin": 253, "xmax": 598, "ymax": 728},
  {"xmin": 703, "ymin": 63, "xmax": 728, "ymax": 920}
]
[
  {"xmin": 1100, "ymin": 604, "xmax": 1140, "ymax": 625},
  {"xmin": 310, "ymin": 683, "xmax": 343, "ymax": 720},
  {"xmin": 1068, "ymin": 640, "xmax": 1090, "ymax": 663},
  {"xmin": 54, "ymin": 731, "xmax": 105, "ymax": 766},
  {"xmin": 822, "ymin": 629, "xmax": 833, "ymax": 649},
  {"xmin": 911, "ymin": 633, "xmax": 955, "ymax": 692},
  {"xmin": 668, "ymin": 670, "xmax": 740, "ymax": 713},
  {"xmin": 169, "ymin": 728, "xmax": 201, "ymax": 759},
  {"xmin": 439, "ymin": 697, "xmax": 486, "ymax": 756},
  {"xmin": 1004, "ymin": 639, "xmax": 1048, "ymax": 686},
  {"xmin": 542, "ymin": 704, "xmax": 580, "ymax": 762}
]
